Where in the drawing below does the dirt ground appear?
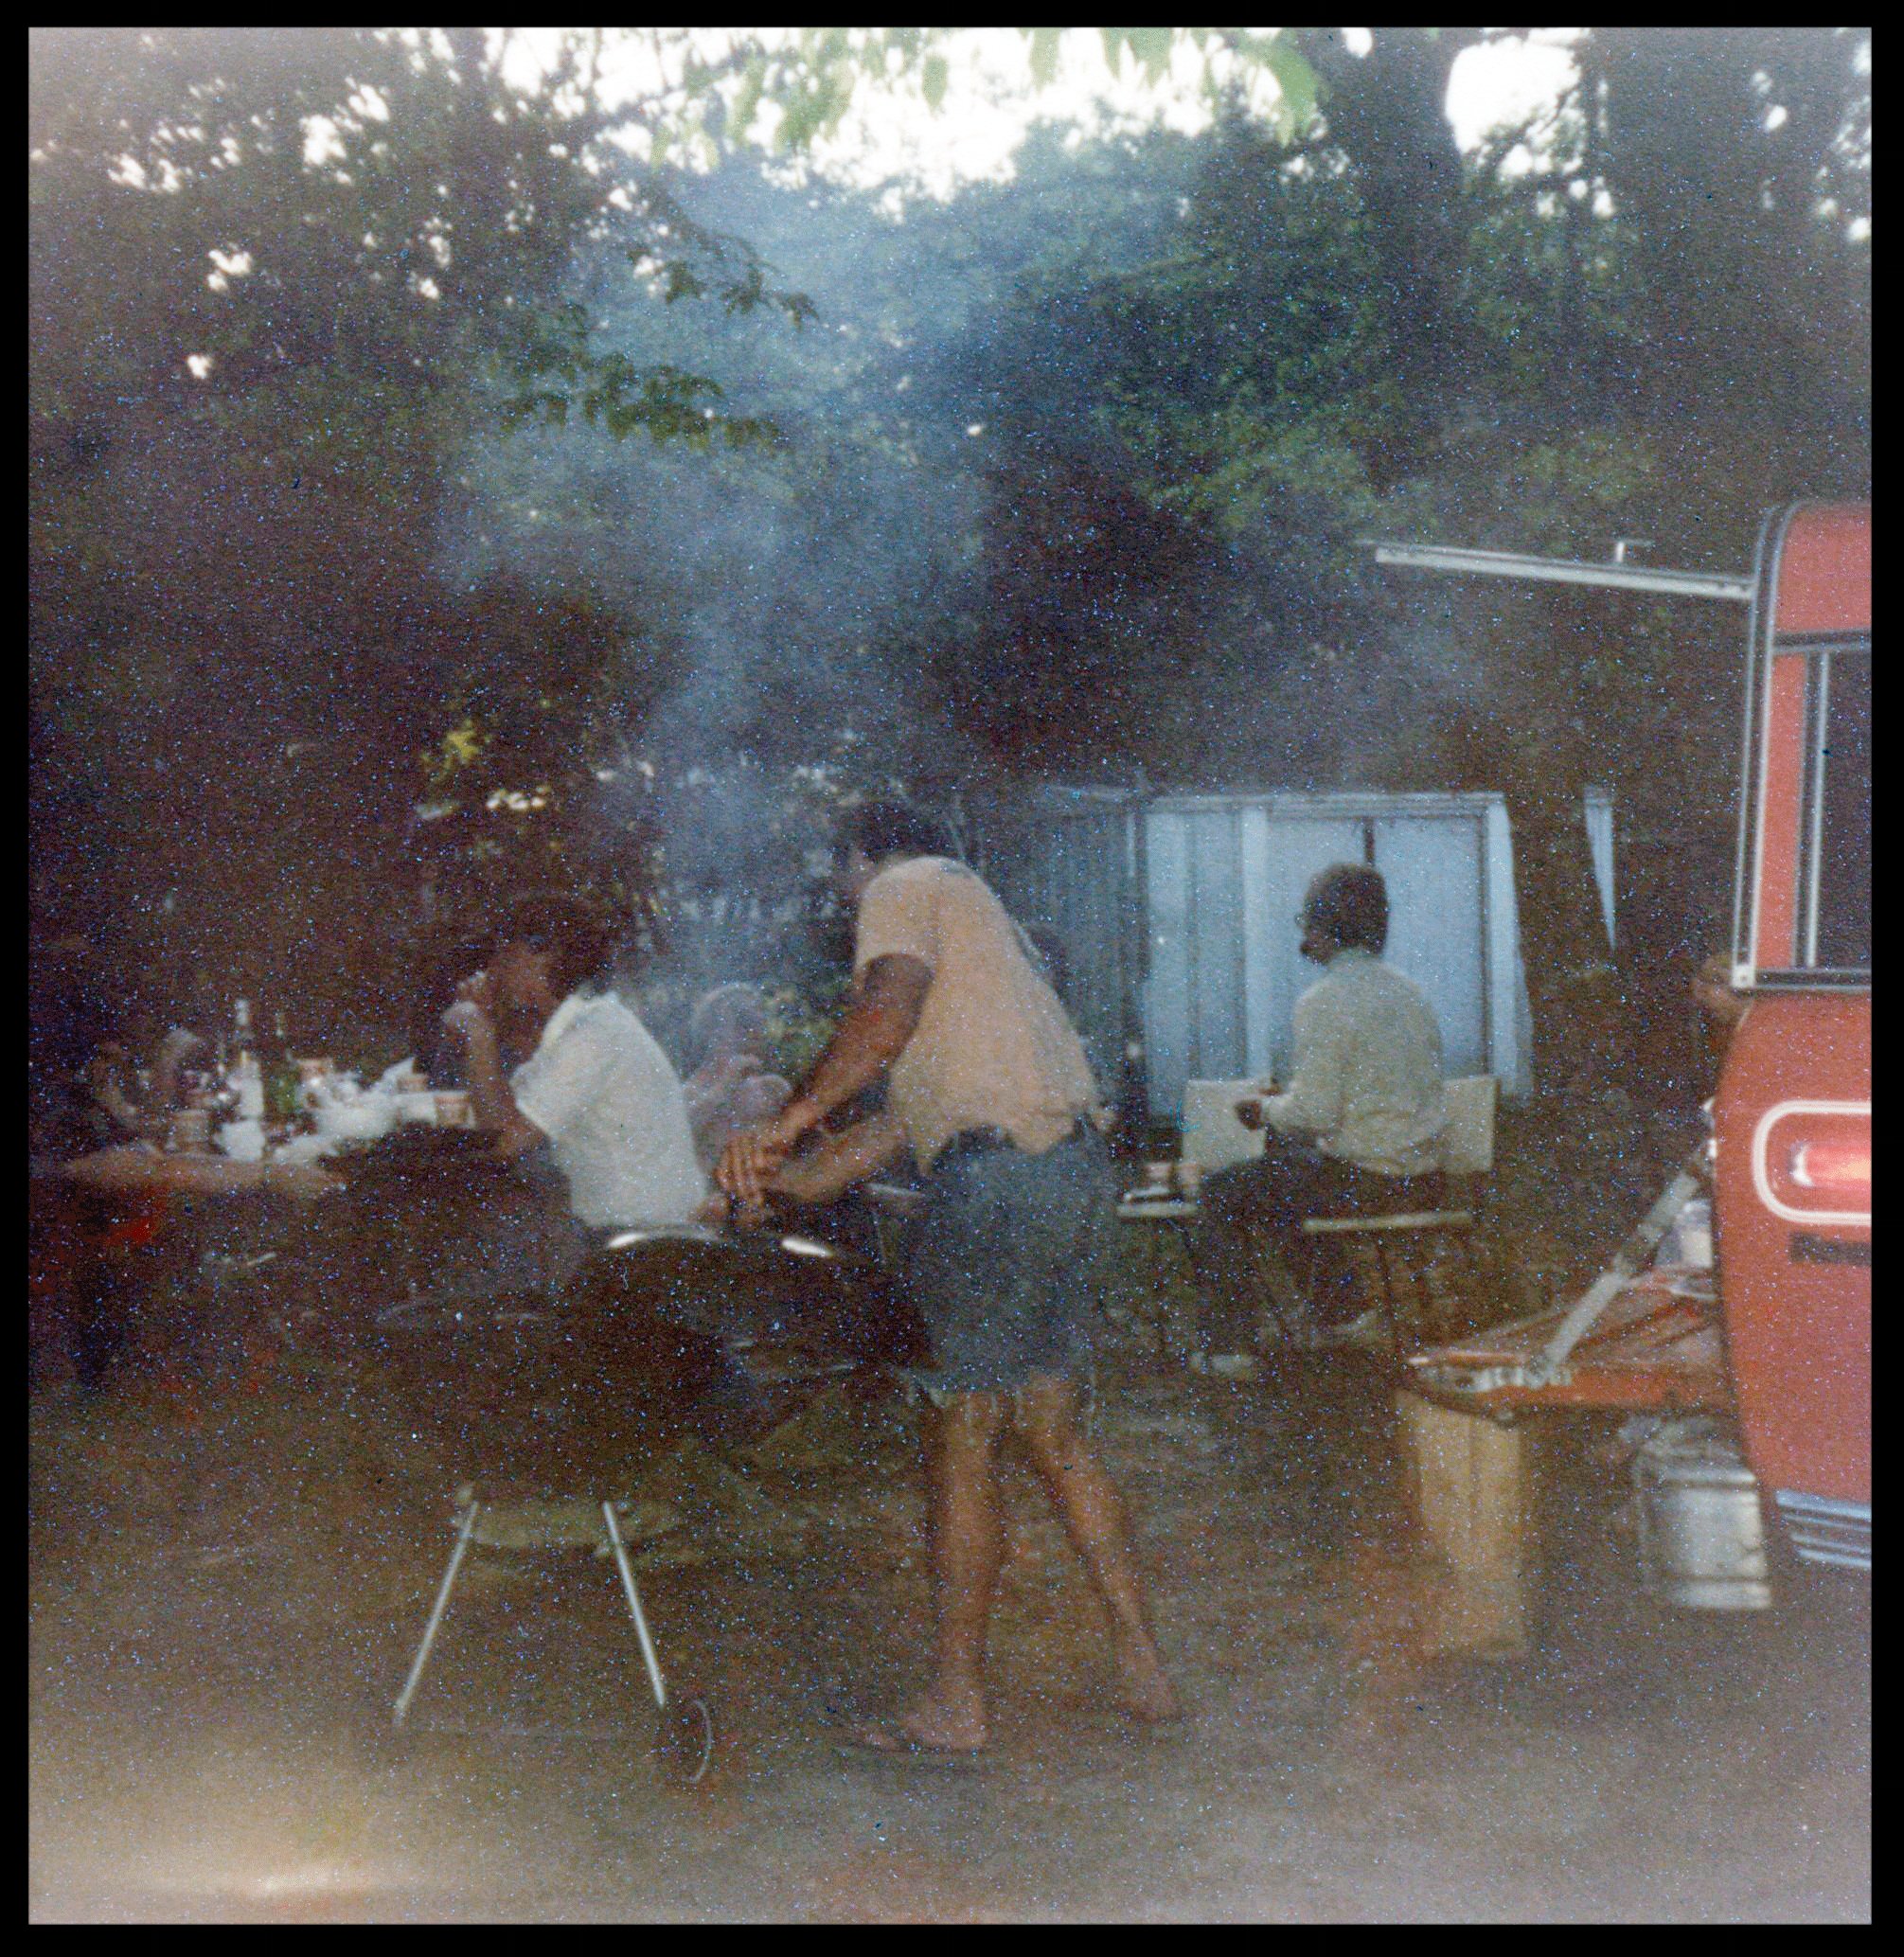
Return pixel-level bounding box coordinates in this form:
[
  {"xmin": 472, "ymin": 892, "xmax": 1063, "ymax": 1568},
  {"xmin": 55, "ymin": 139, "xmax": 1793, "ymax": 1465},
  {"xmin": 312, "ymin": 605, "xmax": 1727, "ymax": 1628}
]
[{"xmin": 28, "ymin": 1212, "xmax": 1870, "ymax": 1928}]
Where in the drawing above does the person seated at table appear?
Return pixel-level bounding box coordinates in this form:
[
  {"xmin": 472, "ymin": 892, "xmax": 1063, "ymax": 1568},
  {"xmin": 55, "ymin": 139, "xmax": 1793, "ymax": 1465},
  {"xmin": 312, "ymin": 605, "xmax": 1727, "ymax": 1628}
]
[
  {"xmin": 683, "ymin": 983, "xmax": 792, "ymax": 1175},
  {"xmin": 436, "ymin": 894, "xmax": 708, "ymax": 1241},
  {"xmin": 32, "ymin": 1044, "xmax": 337, "ymax": 1394},
  {"xmin": 29, "ymin": 925, "xmax": 210, "ymax": 1151},
  {"xmin": 1193, "ymin": 863, "xmax": 1447, "ymax": 1363},
  {"xmin": 83, "ymin": 1025, "xmax": 208, "ymax": 1142}
]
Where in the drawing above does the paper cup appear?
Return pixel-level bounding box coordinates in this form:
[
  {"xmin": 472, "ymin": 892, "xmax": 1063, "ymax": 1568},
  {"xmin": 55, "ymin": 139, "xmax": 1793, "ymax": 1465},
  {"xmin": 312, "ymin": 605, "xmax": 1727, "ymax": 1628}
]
[{"xmin": 434, "ymin": 1092, "xmax": 474, "ymax": 1130}]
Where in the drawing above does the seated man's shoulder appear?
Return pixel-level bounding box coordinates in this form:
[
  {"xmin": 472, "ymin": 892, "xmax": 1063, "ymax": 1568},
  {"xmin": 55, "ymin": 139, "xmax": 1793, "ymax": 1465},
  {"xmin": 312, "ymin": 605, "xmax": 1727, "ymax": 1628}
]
[
  {"xmin": 567, "ymin": 988, "xmax": 641, "ymax": 1031},
  {"xmin": 882, "ymin": 853, "xmax": 970, "ymax": 897},
  {"xmin": 1383, "ymin": 961, "xmax": 1440, "ymax": 1014},
  {"xmin": 554, "ymin": 992, "xmax": 665, "ymax": 1066}
]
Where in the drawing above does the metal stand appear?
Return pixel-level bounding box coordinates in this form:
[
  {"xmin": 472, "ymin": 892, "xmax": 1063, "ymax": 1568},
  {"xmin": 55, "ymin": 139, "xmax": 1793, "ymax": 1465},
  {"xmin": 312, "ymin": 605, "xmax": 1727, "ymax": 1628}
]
[
  {"xmin": 393, "ymin": 1500, "xmax": 479, "ymax": 1728},
  {"xmin": 1300, "ymin": 1209, "xmax": 1481, "ymax": 1356},
  {"xmin": 391, "ymin": 1492, "xmax": 715, "ymax": 1783},
  {"xmin": 601, "ymin": 1498, "xmax": 669, "ymax": 1710}
]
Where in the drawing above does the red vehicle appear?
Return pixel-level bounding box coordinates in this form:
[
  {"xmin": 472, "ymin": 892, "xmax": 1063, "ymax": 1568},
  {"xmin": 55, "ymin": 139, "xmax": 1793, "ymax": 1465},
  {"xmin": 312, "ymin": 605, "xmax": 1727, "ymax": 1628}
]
[
  {"xmin": 1713, "ymin": 503, "xmax": 1870, "ymax": 1569},
  {"xmin": 1376, "ymin": 503, "xmax": 1871, "ymax": 1597}
]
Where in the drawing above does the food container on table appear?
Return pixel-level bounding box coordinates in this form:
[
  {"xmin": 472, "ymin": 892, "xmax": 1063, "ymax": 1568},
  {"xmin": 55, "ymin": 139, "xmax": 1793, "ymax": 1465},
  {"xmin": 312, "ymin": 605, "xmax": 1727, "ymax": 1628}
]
[
  {"xmin": 312, "ymin": 1086, "xmax": 395, "ymax": 1147},
  {"xmin": 168, "ymin": 1108, "xmax": 212, "ymax": 1154},
  {"xmin": 434, "ymin": 1091, "xmax": 475, "ymax": 1130},
  {"xmin": 217, "ymin": 1118, "xmax": 265, "ymax": 1163}
]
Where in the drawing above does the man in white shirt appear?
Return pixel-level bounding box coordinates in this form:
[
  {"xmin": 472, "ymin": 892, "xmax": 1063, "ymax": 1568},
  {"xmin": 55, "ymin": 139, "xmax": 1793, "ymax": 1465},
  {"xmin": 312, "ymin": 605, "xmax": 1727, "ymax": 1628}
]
[
  {"xmin": 1195, "ymin": 863, "xmax": 1447, "ymax": 1360},
  {"xmin": 438, "ymin": 897, "xmax": 707, "ymax": 1242}
]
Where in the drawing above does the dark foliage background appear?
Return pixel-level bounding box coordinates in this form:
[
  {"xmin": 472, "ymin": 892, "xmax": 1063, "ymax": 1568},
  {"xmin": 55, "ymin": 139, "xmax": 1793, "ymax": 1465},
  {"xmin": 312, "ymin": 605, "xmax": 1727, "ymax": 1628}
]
[{"xmin": 29, "ymin": 27, "xmax": 1869, "ymax": 1090}]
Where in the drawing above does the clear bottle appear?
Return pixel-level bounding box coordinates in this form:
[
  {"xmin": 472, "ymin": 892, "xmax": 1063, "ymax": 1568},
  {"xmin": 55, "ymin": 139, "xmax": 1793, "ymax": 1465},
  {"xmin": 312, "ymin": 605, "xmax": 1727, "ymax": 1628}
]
[{"xmin": 228, "ymin": 997, "xmax": 265, "ymax": 1122}]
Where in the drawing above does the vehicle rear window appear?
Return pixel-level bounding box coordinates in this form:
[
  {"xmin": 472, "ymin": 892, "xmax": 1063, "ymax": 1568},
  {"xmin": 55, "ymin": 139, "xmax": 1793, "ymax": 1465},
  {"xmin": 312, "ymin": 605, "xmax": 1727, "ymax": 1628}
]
[{"xmin": 1811, "ymin": 649, "xmax": 1871, "ymax": 970}]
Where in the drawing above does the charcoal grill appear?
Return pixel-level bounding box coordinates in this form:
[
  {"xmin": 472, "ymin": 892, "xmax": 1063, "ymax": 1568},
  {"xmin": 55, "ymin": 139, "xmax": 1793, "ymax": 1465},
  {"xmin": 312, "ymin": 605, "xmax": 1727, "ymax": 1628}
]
[{"xmin": 373, "ymin": 1216, "xmax": 926, "ymax": 1782}]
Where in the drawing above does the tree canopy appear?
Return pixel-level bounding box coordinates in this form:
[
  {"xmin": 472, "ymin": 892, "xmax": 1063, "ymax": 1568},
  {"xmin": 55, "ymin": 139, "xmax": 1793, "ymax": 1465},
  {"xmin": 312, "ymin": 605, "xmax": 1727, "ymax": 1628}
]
[{"xmin": 29, "ymin": 27, "xmax": 1869, "ymax": 1088}]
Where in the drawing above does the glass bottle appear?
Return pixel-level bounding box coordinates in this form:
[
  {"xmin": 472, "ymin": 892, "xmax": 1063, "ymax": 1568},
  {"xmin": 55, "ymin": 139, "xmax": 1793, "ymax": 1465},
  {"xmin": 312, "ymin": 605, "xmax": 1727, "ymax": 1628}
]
[
  {"xmin": 264, "ymin": 1008, "xmax": 303, "ymax": 1127},
  {"xmin": 228, "ymin": 998, "xmax": 265, "ymax": 1122}
]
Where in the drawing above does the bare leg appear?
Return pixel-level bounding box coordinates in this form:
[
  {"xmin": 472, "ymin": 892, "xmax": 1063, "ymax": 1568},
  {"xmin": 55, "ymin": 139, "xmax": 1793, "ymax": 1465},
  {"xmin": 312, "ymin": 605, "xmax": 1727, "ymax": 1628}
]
[
  {"xmin": 1014, "ymin": 1374, "xmax": 1183, "ymax": 1722},
  {"xmin": 885, "ymin": 1388, "xmax": 1006, "ymax": 1752}
]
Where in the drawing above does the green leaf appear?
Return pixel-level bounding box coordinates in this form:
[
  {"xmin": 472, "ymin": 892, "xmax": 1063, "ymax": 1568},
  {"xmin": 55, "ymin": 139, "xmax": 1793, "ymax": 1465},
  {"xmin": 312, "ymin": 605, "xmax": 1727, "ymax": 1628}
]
[
  {"xmin": 921, "ymin": 54, "xmax": 949, "ymax": 112},
  {"xmin": 731, "ymin": 52, "xmax": 766, "ymax": 140},
  {"xmin": 1028, "ymin": 27, "xmax": 1061, "ymax": 89},
  {"xmin": 1261, "ymin": 39, "xmax": 1318, "ymax": 134},
  {"xmin": 1127, "ymin": 28, "xmax": 1171, "ymax": 81}
]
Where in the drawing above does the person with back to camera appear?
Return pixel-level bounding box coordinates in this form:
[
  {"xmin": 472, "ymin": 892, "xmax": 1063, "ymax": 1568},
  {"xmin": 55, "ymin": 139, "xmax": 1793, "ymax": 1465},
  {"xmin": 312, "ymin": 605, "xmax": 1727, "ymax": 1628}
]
[
  {"xmin": 719, "ymin": 798, "xmax": 1180, "ymax": 1759},
  {"xmin": 1192, "ymin": 862, "xmax": 1447, "ymax": 1367}
]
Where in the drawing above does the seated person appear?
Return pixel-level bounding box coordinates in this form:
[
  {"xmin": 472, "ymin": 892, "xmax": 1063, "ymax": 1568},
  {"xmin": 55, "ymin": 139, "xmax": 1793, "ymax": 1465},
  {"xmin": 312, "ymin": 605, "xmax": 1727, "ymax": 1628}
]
[
  {"xmin": 1193, "ymin": 863, "xmax": 1447, "ymax": 1360},
  {"xmin": 28, "ymin": 931, "xmax": 329, "ymax": 1204},
  {"xmin": 29, "ymin": 927, "xmax": 207, "ymax": 1153},
  {"xmin": 85, "ymin": 1025, "xmax": 206, "ymax": 1143},
  {"xmin": 436, "ymin": 896, "xmax": 708, "ymax": 1270},
  {"xmin": 683, "ymin": 983, "xmax": 792, "ymax": 1174},
  {"xmin": 32, "ymin": 1010, "xmax": 333, "ymax": 1394}
]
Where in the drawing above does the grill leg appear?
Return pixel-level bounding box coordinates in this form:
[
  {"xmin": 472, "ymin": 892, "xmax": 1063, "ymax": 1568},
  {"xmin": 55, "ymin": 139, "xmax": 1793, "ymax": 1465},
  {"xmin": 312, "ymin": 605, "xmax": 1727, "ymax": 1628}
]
[
  {"xmin": 1371, "ymin": 1236, "xmax": 1404, "ymax": 1356},
  {"xmin": 394, "ymin": 1499, "xmax": 480, "ymax": 1729},
  {"xmin": 601, "ymin": 1500, "xmax": 670, "ymax": 1712},
  {"xmin": 1298, "ymin": 1233, "xmax": 1333, "ymax": 1348}
]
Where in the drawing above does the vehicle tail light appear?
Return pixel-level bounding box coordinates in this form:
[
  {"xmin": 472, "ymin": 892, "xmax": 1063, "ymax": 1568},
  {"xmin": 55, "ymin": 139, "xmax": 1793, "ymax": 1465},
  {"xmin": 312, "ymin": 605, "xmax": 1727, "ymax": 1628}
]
[
  {"xmin": 1752, "ymin": 1102, "xmax": 1872, "ymax": 1226},
  {"xmin": 1789, "ymin": 1141, "xmax": 1871, "ymax": 1197}
]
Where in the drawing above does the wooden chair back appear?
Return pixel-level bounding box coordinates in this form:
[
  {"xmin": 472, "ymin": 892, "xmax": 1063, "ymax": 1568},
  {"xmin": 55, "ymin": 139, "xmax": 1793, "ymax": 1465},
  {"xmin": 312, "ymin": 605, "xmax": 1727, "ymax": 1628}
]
[
  {"xmin": 1437, "ymin": 1075, "xmax": 1498, "ymax": 1178},
  {"xmin": 1181, "ymin": 1079, "xmax": 1267, "ymax": 1171}
]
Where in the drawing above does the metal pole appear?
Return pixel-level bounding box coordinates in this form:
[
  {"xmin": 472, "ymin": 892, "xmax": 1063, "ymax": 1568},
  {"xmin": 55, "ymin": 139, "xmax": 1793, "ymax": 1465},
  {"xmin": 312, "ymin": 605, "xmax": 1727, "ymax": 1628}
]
[
  {"xmin": 1524, "ymin": 1159, "xmax": 1706, "ymax": 1387},
  {"xmin": 601, "ymin": 1500, "xmax": 669, "ymax": 1711},
  {"xmin": 1363, "ymin": 539, "xmax": 1753, "ymax": 603},
  {"xmin": 393, "ymin": 1500, "xmax": 479, "ymax": 1728}
]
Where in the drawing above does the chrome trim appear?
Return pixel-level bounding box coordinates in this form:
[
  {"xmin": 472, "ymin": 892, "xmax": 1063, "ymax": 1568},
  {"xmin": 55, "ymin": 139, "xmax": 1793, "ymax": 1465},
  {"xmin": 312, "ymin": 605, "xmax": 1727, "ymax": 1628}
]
[
  {"xmin": 1748, "ymin": 1099, "xmax": 1872, "ymax": 1228},
  {"xmin": 1741, "ymin": 507, "xmax": 1794, "ymax": 980},
  {"xmin": 1803, "ymin": 651, "xmax": 1829, "ymax": 968},
  {"xmin": 1366, "ymin": 540, "xmax": 1753, "ymax": 601},
  {"xmin": 1774, "ymin": 1489, "xmax": 1872, "ymax": 1570}
]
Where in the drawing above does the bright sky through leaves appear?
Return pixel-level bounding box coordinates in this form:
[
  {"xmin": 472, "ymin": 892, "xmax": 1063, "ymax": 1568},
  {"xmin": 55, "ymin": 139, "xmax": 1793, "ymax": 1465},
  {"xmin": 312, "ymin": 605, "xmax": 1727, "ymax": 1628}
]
[{"xmin": 493, "ymin": 27, "xmax": 1583, "ymax": 199}]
